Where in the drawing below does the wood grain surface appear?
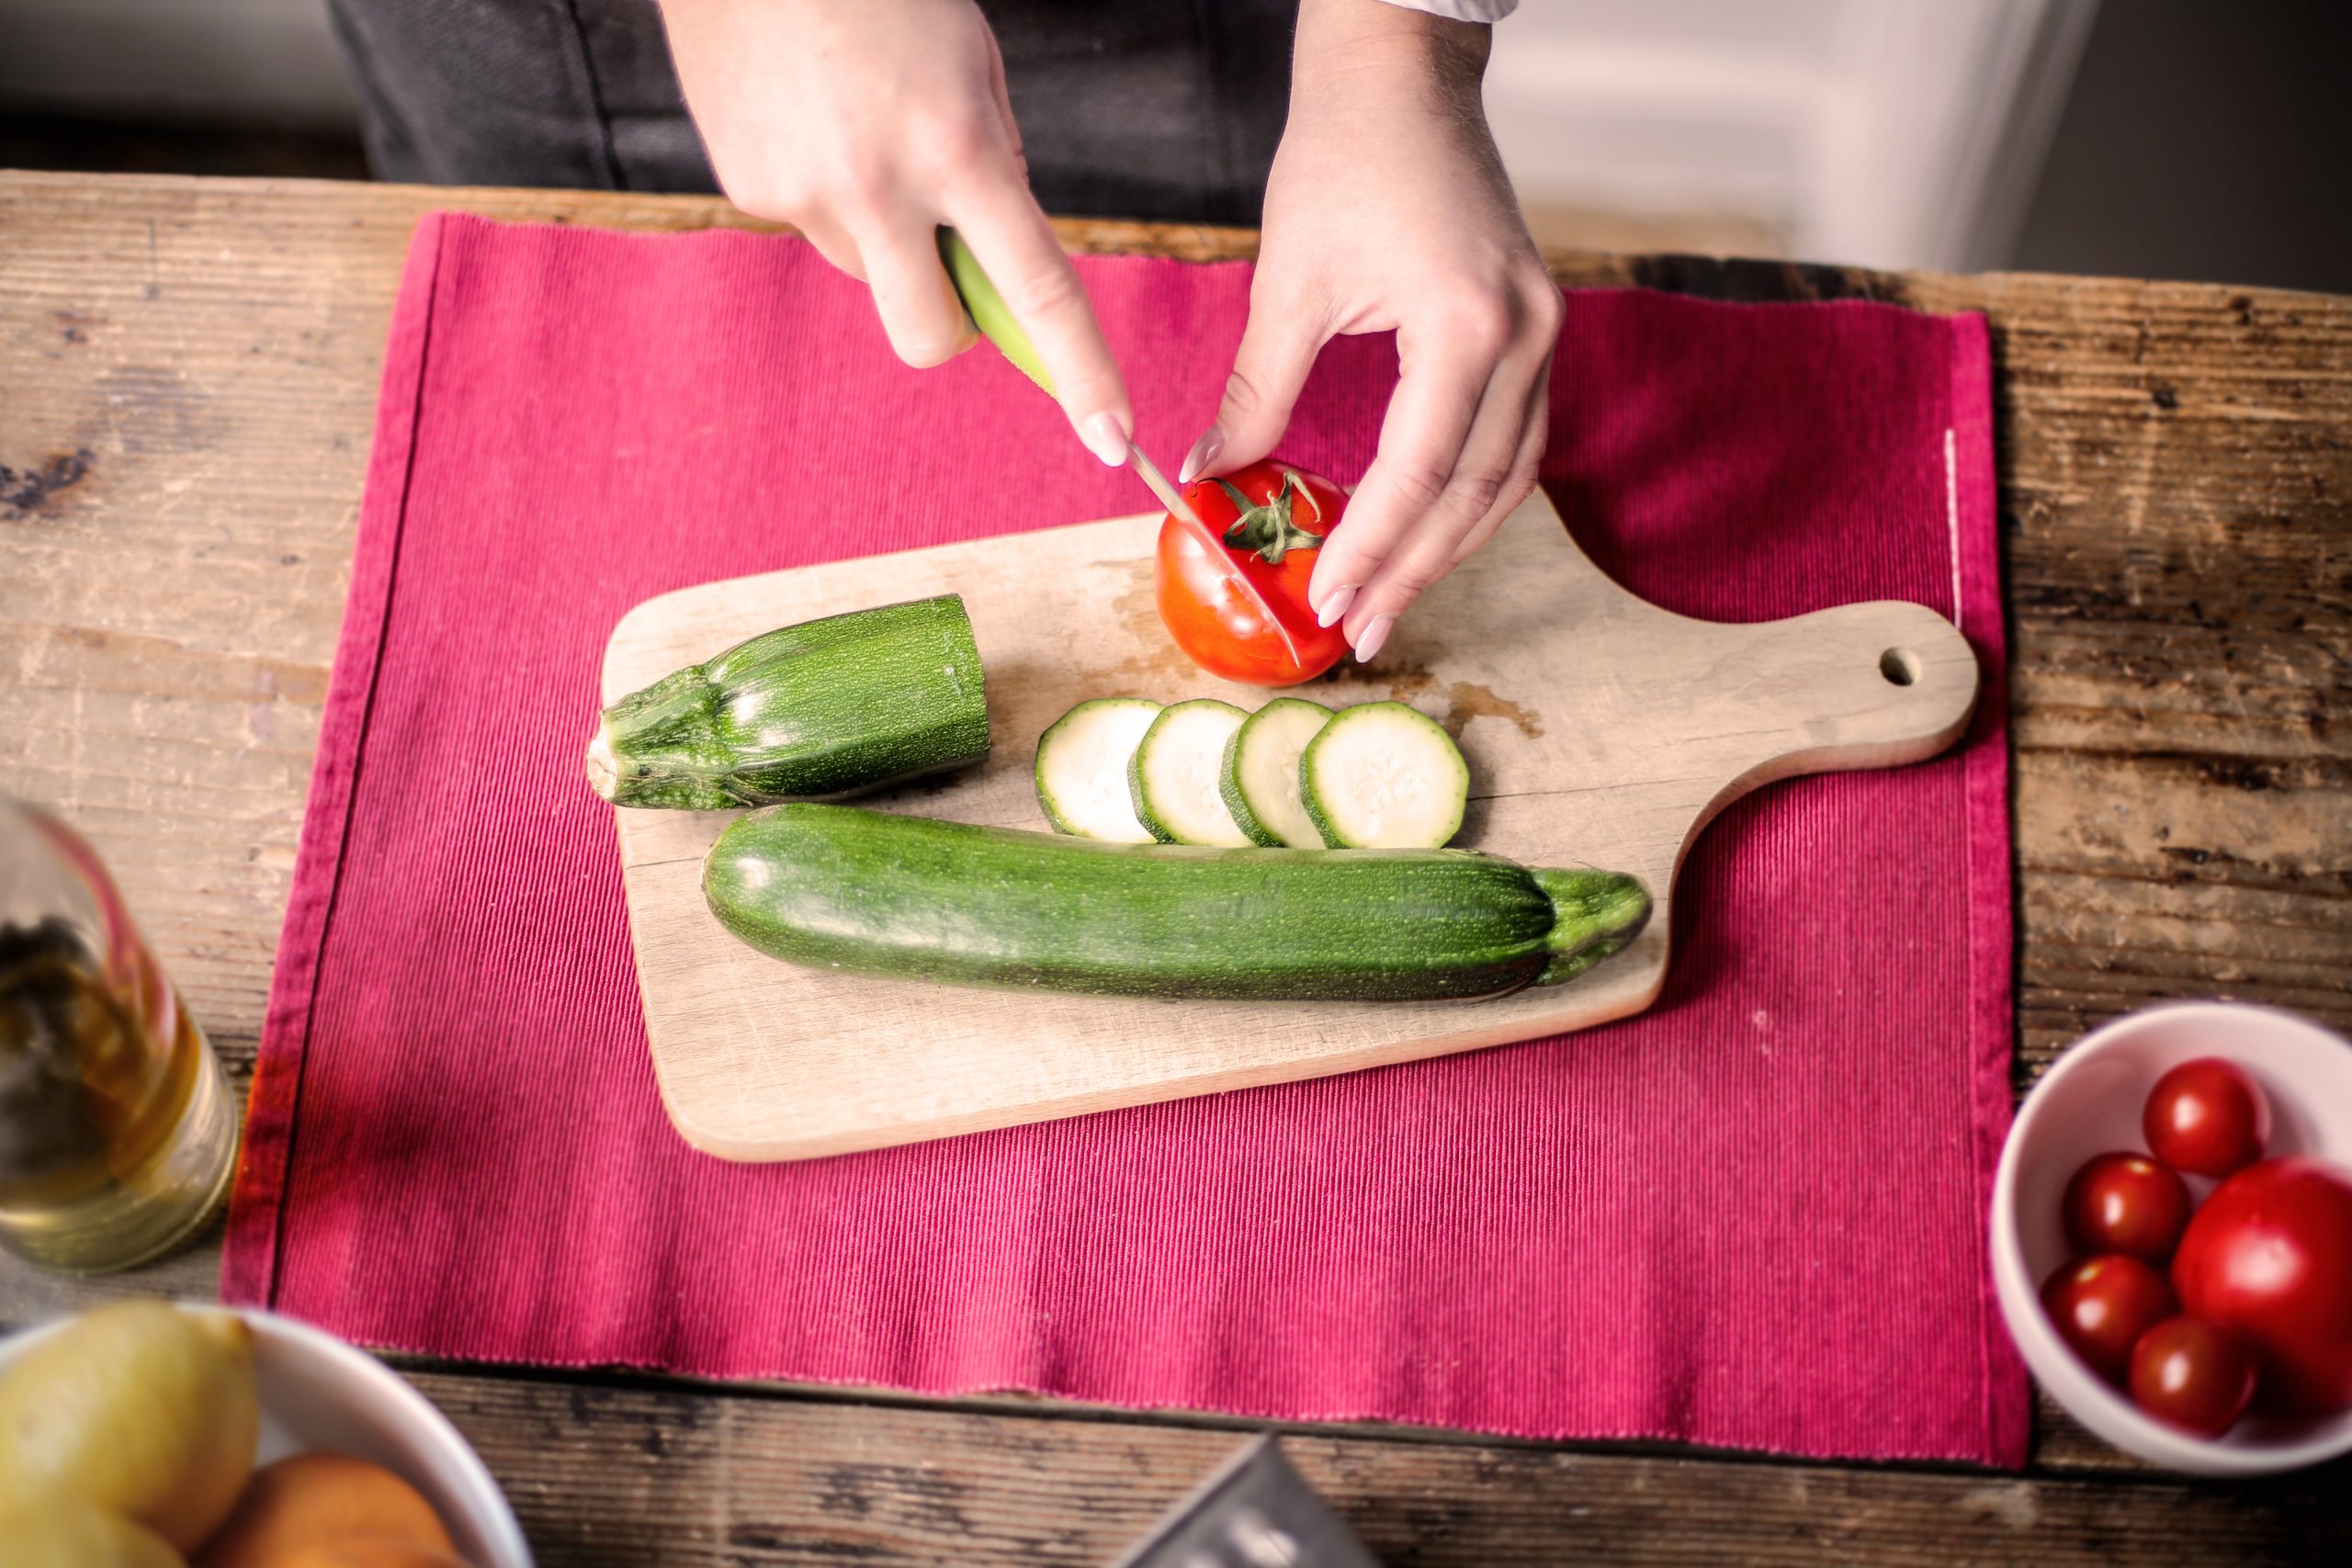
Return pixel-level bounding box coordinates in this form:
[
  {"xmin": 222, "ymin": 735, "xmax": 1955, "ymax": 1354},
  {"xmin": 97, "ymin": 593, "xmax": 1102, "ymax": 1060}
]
[
  {"xmin": 411, "ymin": 1370, "xmax": 2352, "ymax": 1566},
  {"xmin": 605, "ymin": 491, "xmax": 1974, "ymax": 1159},
  {"xmin": 2, "ymin": 172, "xmax": 2347, "ymax": 1561}
]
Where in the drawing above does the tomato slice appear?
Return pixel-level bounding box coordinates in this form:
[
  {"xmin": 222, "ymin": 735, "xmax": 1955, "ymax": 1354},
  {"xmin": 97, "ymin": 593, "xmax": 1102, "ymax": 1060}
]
[{"xmin": 1156, "ymin": 461, "xmax": 1351, "ymax": 686}]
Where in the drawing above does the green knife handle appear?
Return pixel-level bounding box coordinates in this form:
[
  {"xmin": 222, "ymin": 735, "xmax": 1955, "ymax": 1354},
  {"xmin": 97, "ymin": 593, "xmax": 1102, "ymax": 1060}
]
[
  {"xmin": 937, "ymin": 227, "xmax": 1295, "ymax": 658},
  {"xmin": 938, "ymin": 227, "xmax": 1055, "ymax": 396}
]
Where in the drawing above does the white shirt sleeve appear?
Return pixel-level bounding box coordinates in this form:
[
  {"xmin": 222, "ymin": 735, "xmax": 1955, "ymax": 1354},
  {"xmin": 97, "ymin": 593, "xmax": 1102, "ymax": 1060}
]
[{"xmin": 1371, "ymin": 0, "xmax": 1519, "ymax": 20}]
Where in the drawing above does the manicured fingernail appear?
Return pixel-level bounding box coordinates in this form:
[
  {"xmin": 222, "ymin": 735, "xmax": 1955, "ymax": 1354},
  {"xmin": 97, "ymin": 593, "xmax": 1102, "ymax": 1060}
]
[
  {"xmin": 1315, "ymin": 583, "xmax": 1357, "ymax": 627},
  {"xmin": 1080, "ymin": 412, "xmax": 1130, "ymax": 468},
  {"xmin": 1352, "ymin": 613, "xmax": 1394, "ymax": 662},
  {"xmin": 1177, "ymin": 424, "xmax": 1225, "ymax": 485}
]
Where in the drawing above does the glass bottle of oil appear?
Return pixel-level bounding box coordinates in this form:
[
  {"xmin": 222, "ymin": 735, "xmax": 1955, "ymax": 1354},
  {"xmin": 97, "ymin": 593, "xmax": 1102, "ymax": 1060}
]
[{"xmin": 0, "ymin": 796, "xmax": 238, "ymax": 1271}]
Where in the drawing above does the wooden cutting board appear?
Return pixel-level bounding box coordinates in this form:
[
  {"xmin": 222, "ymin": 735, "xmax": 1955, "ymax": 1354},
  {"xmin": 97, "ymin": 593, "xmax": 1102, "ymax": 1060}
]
[{"xmin": 599, "ymin": 489, "xmax": 1977, "ymax": 1162}]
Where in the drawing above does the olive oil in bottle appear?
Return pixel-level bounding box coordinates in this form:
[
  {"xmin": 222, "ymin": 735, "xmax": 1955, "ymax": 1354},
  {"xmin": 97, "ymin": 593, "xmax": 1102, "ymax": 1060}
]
[{"xmin": 0, "ymin": 800, "xmax": 236, "ymax": 1271}]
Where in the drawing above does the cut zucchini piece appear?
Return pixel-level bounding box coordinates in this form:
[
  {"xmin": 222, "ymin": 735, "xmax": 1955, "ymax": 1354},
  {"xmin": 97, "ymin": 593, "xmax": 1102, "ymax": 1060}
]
[
  {"xmin": 1035, "ymin": 698, "xmax": 1162, "ymax": 841},
  {"xmin": 587, "ymin": 593, "xmax": 989, "ymax": 810},
  {"xmin": 1219, "ymin": 698, "xmax": 1334, "ymax": 848},
  {"xmin": 1301, "ymin": 701, "xmax": 1468, "ymax": 849},
  {"xmin": 1127, "ymin": 699, "xmax": 1252, "ymax": 846}
]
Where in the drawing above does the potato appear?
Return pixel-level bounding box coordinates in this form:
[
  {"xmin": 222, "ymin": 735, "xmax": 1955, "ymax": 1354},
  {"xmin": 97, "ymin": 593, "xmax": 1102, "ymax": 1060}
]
[
  {"xmin": 1, "ymin": 1499, "xmax": 188, "ymax": 1568},
  {"xmin": 0, "ymin": 1301, "xmax": 258, "ymax": 1551},
  {"xmin": 198, "ymin": 1452, "xmax": 454, "ymax": 1568}
]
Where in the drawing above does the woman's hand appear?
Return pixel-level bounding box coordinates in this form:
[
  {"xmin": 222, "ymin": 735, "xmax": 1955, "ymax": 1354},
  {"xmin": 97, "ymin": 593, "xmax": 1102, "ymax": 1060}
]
[
  {"xmin": 1181, "ymin": 0, "xmax": 1559, "ymax": 660},
  {"xmin": 661, "ymin": 0, "xmax": 1136, "ymax": 461}
]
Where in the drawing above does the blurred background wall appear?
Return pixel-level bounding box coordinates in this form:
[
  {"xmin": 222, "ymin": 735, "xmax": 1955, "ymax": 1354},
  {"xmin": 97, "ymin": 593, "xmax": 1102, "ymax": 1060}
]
[{"xmin": 0, "ymin": 0, "xmax": 2345, "ymax": 291}]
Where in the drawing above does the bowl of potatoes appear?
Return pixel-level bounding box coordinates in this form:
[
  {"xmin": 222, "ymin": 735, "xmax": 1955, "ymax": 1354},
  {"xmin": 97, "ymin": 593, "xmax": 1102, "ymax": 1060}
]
[{"xmin": 0, "ymin": 1300, "xmax": 529, "ymax": 1567}]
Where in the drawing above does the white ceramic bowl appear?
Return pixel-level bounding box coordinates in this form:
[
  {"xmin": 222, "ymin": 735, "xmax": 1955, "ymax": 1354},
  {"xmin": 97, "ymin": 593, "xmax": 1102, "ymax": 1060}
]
[
  {"xmin": 0, "ymin": 1304, "xmax": 531, "ymax": 1565},
  {"xmin": 1992, "ymin": 1000, "xmax": 2352, "ymax": 1474}
]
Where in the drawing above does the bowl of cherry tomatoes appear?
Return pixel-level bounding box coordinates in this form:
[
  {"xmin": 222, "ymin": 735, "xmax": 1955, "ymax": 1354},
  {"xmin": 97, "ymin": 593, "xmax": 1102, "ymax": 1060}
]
[{"xmin": 1992, "ymin": 1000, "xmax": 2352, "ymax": 1474}]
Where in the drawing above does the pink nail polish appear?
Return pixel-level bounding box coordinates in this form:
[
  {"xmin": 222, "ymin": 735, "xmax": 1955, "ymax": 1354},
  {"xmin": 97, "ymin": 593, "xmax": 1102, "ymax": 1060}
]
[
  {"xmin": 1315, "ymin": 583, "xmax": 1357, "ymax": 628},
  {"xmin": 1079, "ymin": 412, "xmax": 1130, "ymax": 468},
  {"xmin": 1353, "ymin": 613, "xmax": 1394, "ymax": 662},
  {"xmin": 1177, "ymin": 424, "xmax": 1225, "ymax": 485}
]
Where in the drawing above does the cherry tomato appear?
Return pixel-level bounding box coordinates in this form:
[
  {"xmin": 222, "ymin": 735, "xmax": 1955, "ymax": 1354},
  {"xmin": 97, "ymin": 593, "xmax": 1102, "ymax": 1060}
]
[
  {"xmin": 2042, "ymin": 1255, "xmax": 2177, "ymax": 1382},
  {"xmin": 1156, "ymin": 460, "xmax": 1350, "ymax": 686},
  {"xmin": 2129, "ymin": 1316, "xmax": 2258, "ymax": 1436},
  {"xmin": 2143, "ymin": 1056, "xmax": 2270, "ymax": 1178},
  {"xmin": 2172, "ymin": 1157, "xmax": 2352, "ymax": 1416},
  {"xmin": 2064, "ymin": 1152, "xmax": 2192, "ymax": 1264}
]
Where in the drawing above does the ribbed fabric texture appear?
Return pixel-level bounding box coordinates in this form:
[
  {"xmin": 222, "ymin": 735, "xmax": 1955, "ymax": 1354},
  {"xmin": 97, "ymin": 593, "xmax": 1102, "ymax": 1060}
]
[{"xmin": 222, "ymin": 214, "xmax": 2024, "ymax": 1466}]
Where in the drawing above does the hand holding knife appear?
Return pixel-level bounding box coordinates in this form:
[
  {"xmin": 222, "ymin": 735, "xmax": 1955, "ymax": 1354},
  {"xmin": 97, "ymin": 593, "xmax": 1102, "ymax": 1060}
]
[{"xmin": 937, "ymin": 230, "xmax": 1303, "ymax": 666}]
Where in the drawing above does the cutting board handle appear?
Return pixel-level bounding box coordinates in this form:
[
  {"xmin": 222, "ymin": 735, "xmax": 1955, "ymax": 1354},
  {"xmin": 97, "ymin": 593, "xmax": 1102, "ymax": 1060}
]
[{"xmin": 1683, "ymin": 594, "xmax": 1981, "ymax": 836}]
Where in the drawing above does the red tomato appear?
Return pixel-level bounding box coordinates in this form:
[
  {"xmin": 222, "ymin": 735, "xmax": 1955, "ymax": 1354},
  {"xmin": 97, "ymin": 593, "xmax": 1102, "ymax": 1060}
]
[
  {"xmin": 1156, "ymin": 461, "xmax": 1350, "ymax": 686},
  {"xmin": 2172, "ymin": 1157, "xmax": 2352, "ymax": 1417},
  {"xmin": 2042, "ymin": 1255, "xmax": 2177, "ymax": 1382},
  {"xmin": 2128, "ymin": 1316, "xmax": 2258, "ymax": 1437},
  {"xmin": 2064, "ymin": 1152, "xmax": 2192, "ymax": 1264},
  {"xmin": 2143, "ymin": 1057, "xmax": 2270, "ymax": 1178}
]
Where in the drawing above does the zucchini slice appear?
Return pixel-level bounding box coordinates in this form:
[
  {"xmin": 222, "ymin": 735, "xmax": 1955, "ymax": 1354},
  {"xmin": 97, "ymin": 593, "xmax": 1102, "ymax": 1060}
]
[
  {"xmin": 1301, "ymin": 701, "xmax": 1469, "ymax": 849},
  {"xmin": 1127, "ymin": 699, "xmax": 1253, "ymax": 846},
  {"xmin": 1035, "ymin": 698, "xmax": 1162, "ymax": 841},
  {"xmin": 1218, "ymin": 698, "xmax": 1334, "ymax": 848}
]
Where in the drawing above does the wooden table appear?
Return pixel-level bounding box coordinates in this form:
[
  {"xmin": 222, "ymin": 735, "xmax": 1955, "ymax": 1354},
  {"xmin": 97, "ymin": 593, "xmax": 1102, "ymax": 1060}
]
[{"xmin": 3, "ymin": 171, "xmax": 2346, "ymax": 1564}]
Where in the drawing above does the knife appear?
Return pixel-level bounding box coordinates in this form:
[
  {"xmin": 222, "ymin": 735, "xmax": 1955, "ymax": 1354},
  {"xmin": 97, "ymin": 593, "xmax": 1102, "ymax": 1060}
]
[{"xmin": 937, "ymin": 229, "xmax": 1302, "ymax": 665}]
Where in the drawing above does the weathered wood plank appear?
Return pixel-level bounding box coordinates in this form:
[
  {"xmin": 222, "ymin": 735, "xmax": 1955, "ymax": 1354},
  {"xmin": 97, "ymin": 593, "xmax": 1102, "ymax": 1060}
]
[
  {"xmin": 407, "ymin": 1371, "xmax": 2352, "ymax": 1566},
  {"xmin": 3, "ymin": 174, "xmax": 2349, "ymax": 1544}
]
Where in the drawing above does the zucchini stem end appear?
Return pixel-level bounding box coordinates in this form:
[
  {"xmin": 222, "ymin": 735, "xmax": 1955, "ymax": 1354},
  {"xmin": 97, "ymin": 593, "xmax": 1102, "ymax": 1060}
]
[{"xmin": 1530, "ymin": 868, "xmax": 1652, "ymax": 987}]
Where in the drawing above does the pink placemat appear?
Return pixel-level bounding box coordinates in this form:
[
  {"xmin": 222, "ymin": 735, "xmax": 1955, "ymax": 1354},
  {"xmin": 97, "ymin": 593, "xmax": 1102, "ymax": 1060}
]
[{"xmin": 222, "ymin": 213, "xmax": 2024, "ymax": 1467}]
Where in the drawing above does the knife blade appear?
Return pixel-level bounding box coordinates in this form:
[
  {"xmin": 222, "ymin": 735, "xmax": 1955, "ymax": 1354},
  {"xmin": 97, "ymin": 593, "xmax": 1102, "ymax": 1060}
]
[
  {"xmin": 937, "ymin": 228, "xmax": 1302, "ymax": 666},
  {"xmin": 1123, "ymin": 443, "xmax": 1306, "ymax": 665}
]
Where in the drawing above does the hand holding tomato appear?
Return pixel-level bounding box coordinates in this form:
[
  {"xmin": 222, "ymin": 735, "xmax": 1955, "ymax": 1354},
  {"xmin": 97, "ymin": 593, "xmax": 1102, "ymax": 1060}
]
[
  {"xmin": 1179, "ymin": 1, "xmax": 1559, "ymax": 663},
  {"xmin": 1157, "ymin": 461, "xmax": 1351, "ymax": 685}
]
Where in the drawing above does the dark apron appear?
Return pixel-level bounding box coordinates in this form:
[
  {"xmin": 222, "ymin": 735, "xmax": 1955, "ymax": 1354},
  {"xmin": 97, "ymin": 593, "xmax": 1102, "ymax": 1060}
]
[{"xmin": 327, "ymin": 0, "xmax": 1296, "ymax": 226}]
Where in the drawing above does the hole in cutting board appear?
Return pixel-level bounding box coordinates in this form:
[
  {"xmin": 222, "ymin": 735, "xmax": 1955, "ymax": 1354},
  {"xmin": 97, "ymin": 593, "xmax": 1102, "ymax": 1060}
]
[{"xmin": 1880, "ymin": 648, "xmax": 1921, "ymax": 686}]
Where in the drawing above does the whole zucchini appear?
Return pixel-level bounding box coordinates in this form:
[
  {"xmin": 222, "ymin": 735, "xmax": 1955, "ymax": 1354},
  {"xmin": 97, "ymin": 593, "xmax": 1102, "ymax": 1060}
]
[
  {"xmin": 587, "ymin": 594, "xmax": 989, "ymax": 809},
  {"xmin": 704, "ymin": 804, "xmax": 1650, "ymax": 1002}
]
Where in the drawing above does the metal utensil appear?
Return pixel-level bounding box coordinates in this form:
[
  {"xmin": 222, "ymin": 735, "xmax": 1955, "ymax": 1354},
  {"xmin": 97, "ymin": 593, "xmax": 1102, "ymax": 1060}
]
[{"xmin": 1110, "ymin": 1436, "xmax": 1384, "ymax": 1568}]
